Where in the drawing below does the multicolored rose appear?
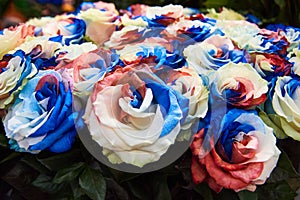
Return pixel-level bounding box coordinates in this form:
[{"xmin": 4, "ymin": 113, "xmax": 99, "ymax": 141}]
[
  {"xmin": 210, "ymin": 62, "xmax": 268, "ymax": 109},
  {"xmin": 3, "ymin": 70, "xmax": 77, "ymax": 153},
  {"xmin": 83, "ymin": 64, "xmax": 190, "ymax": 167},
  {"xmin": 272, "ymin": 76, "xmax": 300, "ymax": 141},
  {"xmin": 27, "ymin": 16, "xmax": 86, "ymax": 45},
  {"xmin": 0, "ymin": 50, "xmax": 37, "ymax": 109},
  {"xmin": 184, "ymin": 35, "xmax": 247, "ymax": 74},
  {"xmin": 191, "ymin": 109, "xmax": 280, "ymax": 192},
  {"xmin": 0, "ymin": 24, "xmax": 35, "ymax": 59}
]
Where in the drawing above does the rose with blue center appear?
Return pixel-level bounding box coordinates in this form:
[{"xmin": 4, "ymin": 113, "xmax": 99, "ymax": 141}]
[
  {"xmin": 251, "ymin": 53, "xmax": 292, "ymax": 81},
  {"xmin": 117, "ymin": 44, "xmax": 186, "ymax": 69},
  {"xmin": 3, "ymin": 70, "xmax": 77, "ymax": 153},
  {"xmin": 154, "ymin": 66, "xmax": 209, "ymax": 139},
  {"xmin": 0, "ymin": 50, "xmax": 37, "ymax": 109},
  {"xmin": 184, "ymin": 35, "xmax": 247, "ymax": 74},
  {"xmin": 272, "ymin": 76, "xmax": 300, "ymax": 141},
  {"xmin": 83, "ymin": 64, "xmax": 189, "ymax": 167},
  {"xmin": 191, "ymin": 109, "xmax": 280, "ymax": 192},
  {"xmin": 210, "ymin": 62, "xmax": 268, "ymax": 109},
  {"xmin": 27, "ymin": 16, "xmax": 86, "ymax": 45},
  {"xmin": 164, "ymin": 18, "xmax": 224, "ymax": 48}
]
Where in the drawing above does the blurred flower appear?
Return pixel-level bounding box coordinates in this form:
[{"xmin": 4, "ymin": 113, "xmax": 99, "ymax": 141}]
[
  {"xmin": 0, "ymin": 24, "xmax": 35, "ymax": 59},
  {"xmin": 79, "ymin": 8, "xmax": 117, "ymax": 45},
  {"xmin": 206, "ymin": 7, "xmax": 245, "ymax": 21}
]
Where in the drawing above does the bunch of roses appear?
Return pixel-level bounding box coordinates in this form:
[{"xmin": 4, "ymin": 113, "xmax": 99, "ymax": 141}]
[{"xmin": 0, "ymin": 0, "xmax": 299, "ymax": 193}]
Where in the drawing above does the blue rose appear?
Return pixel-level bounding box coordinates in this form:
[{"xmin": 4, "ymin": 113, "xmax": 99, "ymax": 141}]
[{"xmin": 3, "ymin": 70, "xmax": 77, "ymax": 153}]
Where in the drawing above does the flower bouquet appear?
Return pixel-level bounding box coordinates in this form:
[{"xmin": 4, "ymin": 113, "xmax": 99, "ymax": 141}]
[{"xmin": 0, "ymin": 1, "xmax": 299, "ymax": 199}]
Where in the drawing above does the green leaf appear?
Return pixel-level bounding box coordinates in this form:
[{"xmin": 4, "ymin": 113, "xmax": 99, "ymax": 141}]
[
  {"xmin": 37, "ymin": 149, "xmax": 82, "ymax": 171},
  {"xmin": 106, "ymin": 178, "xmax": 129, "ymax": 200},
  {"xmin": 216, "ymin": 189, "xmax": 239, "ymax": 200},
  {"xmin": 79, "ymin": 166, "xmax": 106, "ymax": 200},
  {"xmin": 258, "ymin": 181, "xmax": 297, "ymax": 200},
  {"xmin": 258, "ymin": 111, "xmax": 287, "ymax": 139},
  {"xmin": 0, "ymin": 133, "xmax": 8, "ymax": 148},
  {"xmin": 204, "ymin": 0, "xmax": 228, "ymax": 8},
  {"xmin": 0, "ymin": 152, "xmax": 20, "ymax": 164},
  {"xmin": 277, "ymin": 151, "xmax": 299, "ymax": 177},
  {"xmin": 152, "ymin": 175, "xmax": 171, "ymax": 200},
  {"xmin": 70, "ymin": 180, "xmax": 86, "ymax": 199},
  {"xmin": 21, "ymin": 155, "xmax": 50, "ymax": 175},
  {"xmin": 267, "ymin": 150, "xmax": 300, "ymax": 192},
  {"xmin": 31, "ymin": 174, "xmax": 65, "ymax": 194},
  {"xmin": 126, "ymin": 173, "xmax": 171, "ymax": 200},
  {"xmin": 109, "ymin": 168, "xmax": 141, "ymax": 183},
  {"xmin": 194, "ymin": 183, "xmax": 214, "ymax": 200},
  {"xmin": 238, "ymin": 190, "xmax": 258, "ymax": 200},
  {"xmin": 274, "ymin": 0, "xmax": 286, "ymax": 9},
  {"xmin": 53, "ymin": 162, "xmax": 85, "ymax": 184}
]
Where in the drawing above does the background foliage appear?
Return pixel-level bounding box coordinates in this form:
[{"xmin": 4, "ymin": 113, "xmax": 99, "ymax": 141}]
[{"xmin": 0, "ymin": 0, "xmax": 299, "ymax": 27}]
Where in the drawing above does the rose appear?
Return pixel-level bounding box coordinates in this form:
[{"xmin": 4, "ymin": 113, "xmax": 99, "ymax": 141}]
[
  {"xmin": 0, "ymin": 24, "xmax": 35, "ymax": 59},
  {"xmin": 124, "ymin": 4, "xmax": 149, "ymax": 18},
  {"xmin": 164, "ymin": 18, "xmax": 224, "ymax": 48},
  {"xmin": 0, "ymin": 50, "xmax": 37, "ymax": 109},
  {"xmin": 62, "ymin": 48, "xmax": 121, "ymax": 98},
  {"xmin": 8, "ymin": 36, "xmax": 62, "ymax": 60},
  {"xmin": 191, "ymin": 109, "xmax": 281, "ymax": 192},
  {"xmin": 215, "ymin": 20, "xmax": 260, "ymax": 50},
  {"xmin": 251, "ymin": 53, "xmax": 292, "ymax": 81},
  {"xmin": 77, "ymin": 1, "xmax": 118, "ymax": 14},
  {"xmin": 117, "ymin": 44, "xmax": 186, "ymax": 69},
  {"xmin": 290, "ymin": 47, "xmax": 300, "ymax": 76},
  {"xmin": 7, "ymin": 36, "xmax": 64, "ymax": 70},
  {"xmin": 27, "ymin": 16, "xmax": 86, "ymax": 45},
  {"xmin": 215, "ymin": 20, "xmax": 288, "ymax": 55},
  {"xmin": 154, "ymin": 67, "xmax": 209, "ymax": 138},
  {"xmin": 3, "ymin": 70, "xmax": 77, "ymax": 153},
  {"xmin": 55, "ymin": 42, "xmax": 97, "ymax": 68},
  {"xmin": 145, "ymin": 4, "xmax": 184, "ymax": 27},
  {"xmin": 104, "ymin": 26, "xmax": 147, "ymax": 49},
  {"xmin": 118, "ymin": 14, "xmax": 148, "ymax": 28},
  {"xmin": 272, "ymin": 76, "xmax": 300, "ymax": 141},
  {"xmin": 210, "ymin": 62, "xmax": 268, "ymax": 109},
  {"xmin": 83, "ymin": 64, "xmax": 189, "ymax": 167},
  {"xmin": 79, "ymin": 8, "xmax": 117, "ymax": 45},
  {"xmin": 183, "ymin": 35, "xmax": 247, "ymax": 74},
  {"xmin": 266, "ymin": 24, "xmax": 300, "ymax": 52}
]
